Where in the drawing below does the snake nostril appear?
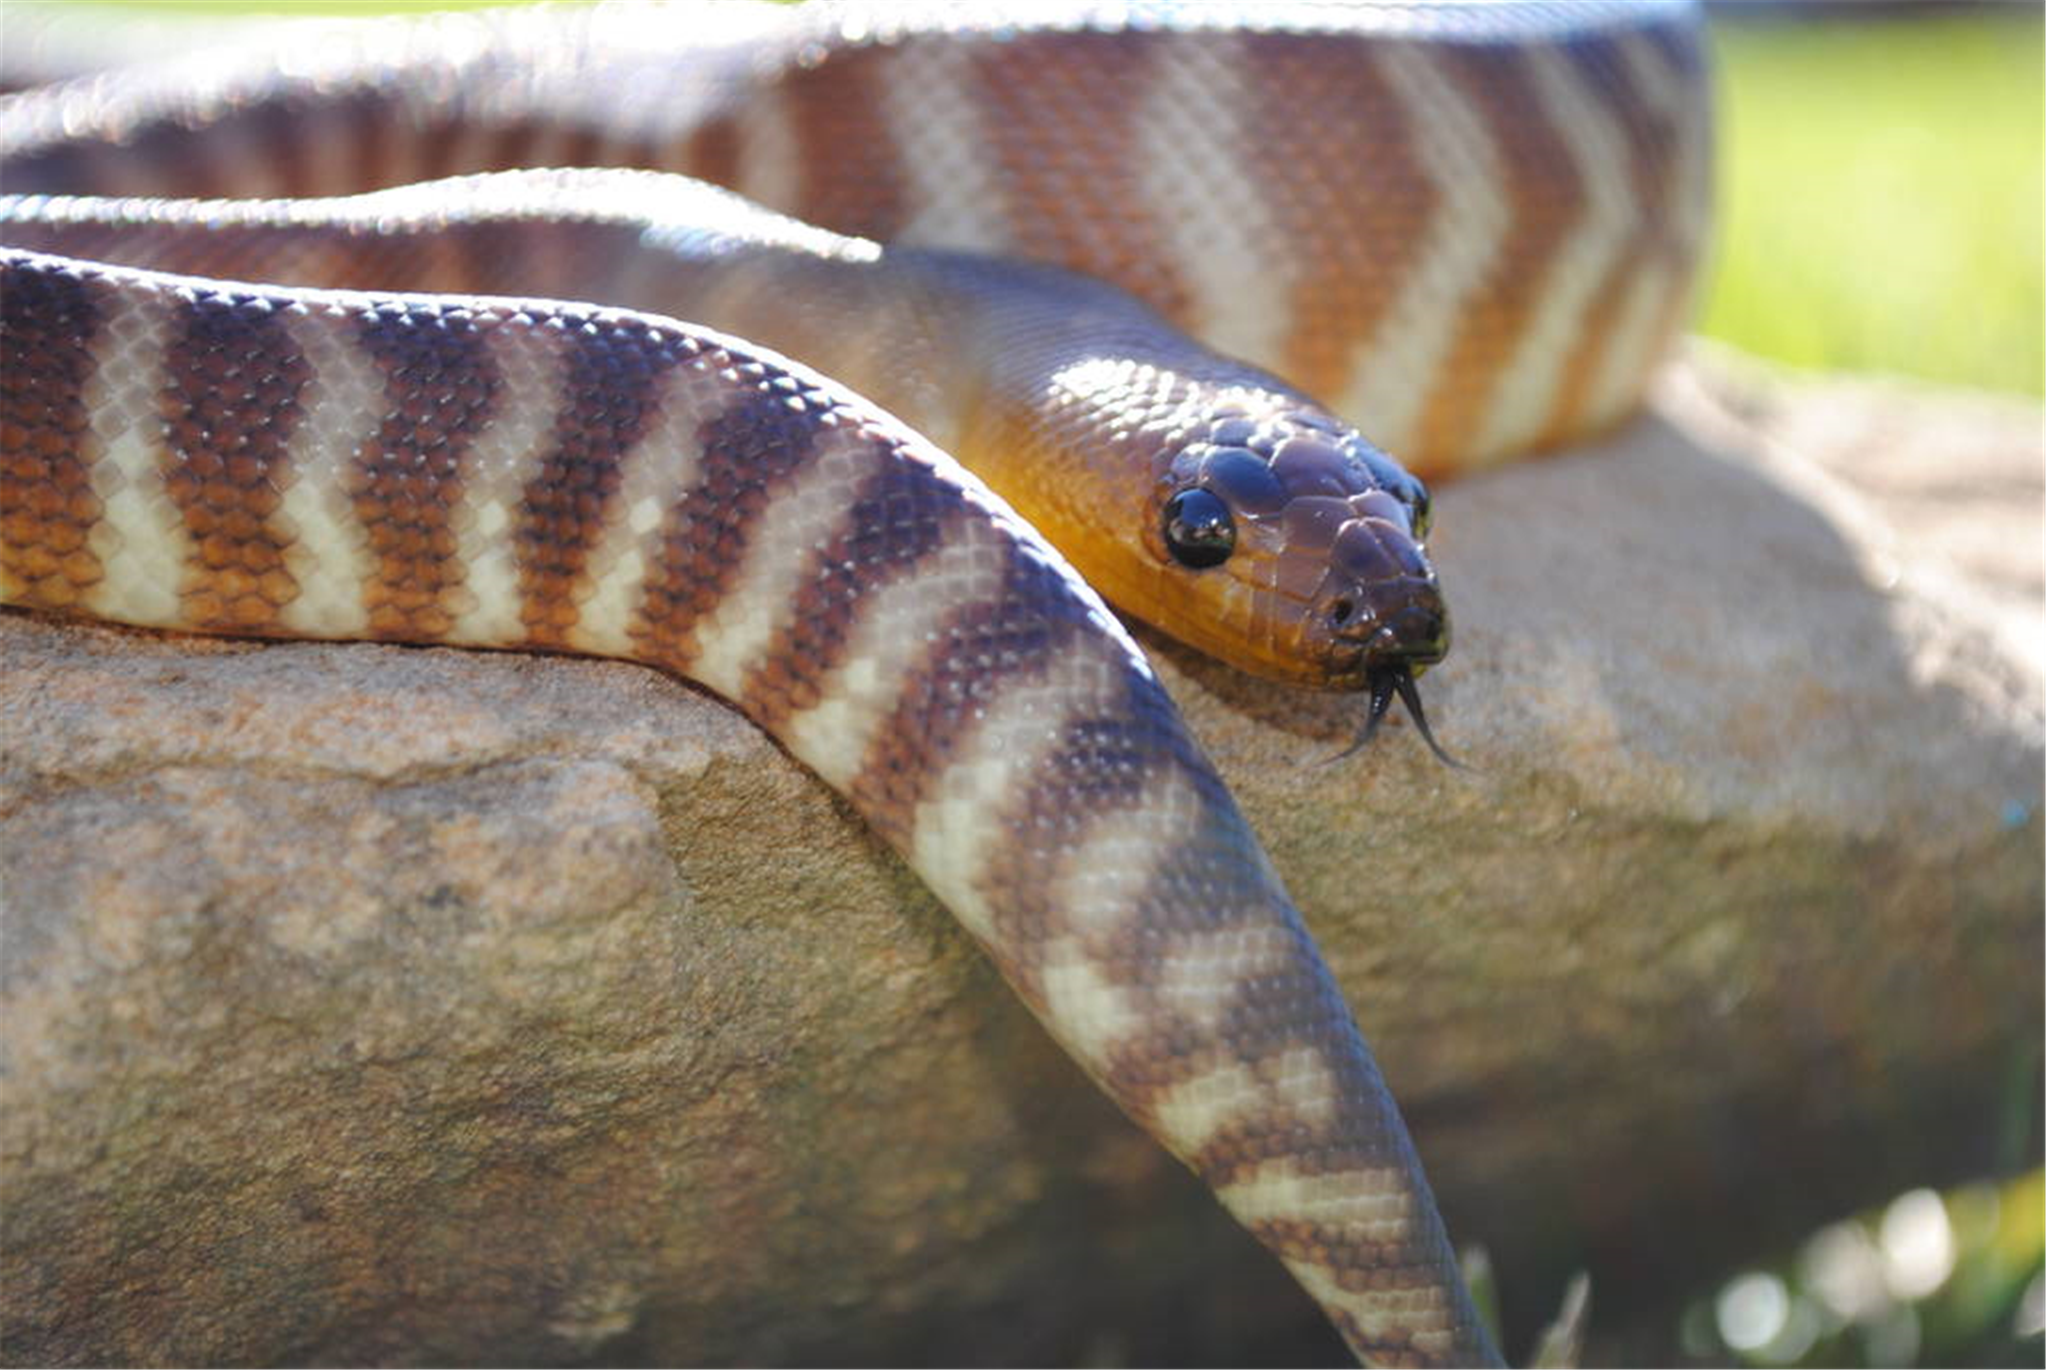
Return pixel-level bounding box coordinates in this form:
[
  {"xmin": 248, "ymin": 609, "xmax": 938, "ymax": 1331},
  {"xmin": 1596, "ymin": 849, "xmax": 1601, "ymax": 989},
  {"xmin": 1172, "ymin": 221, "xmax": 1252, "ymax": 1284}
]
[{"xmin": 1329, "ymin": 598, "xmax": 1355, "ymax": 626}]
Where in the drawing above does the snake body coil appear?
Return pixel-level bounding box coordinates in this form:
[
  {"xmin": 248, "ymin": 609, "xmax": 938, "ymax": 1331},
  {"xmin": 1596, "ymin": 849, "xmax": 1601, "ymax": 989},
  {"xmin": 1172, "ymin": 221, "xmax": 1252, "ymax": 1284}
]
[{"xmin": 0, "ymin": 4, "xmax": 1709, "ymax": 1364}]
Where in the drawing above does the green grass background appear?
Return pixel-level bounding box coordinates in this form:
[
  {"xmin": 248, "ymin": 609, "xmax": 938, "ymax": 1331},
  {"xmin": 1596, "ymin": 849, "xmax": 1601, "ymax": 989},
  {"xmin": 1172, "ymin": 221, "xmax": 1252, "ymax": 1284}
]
[{"xmin": 1704, "ymin": 7, "xmax": 2043, "ymax": 397}]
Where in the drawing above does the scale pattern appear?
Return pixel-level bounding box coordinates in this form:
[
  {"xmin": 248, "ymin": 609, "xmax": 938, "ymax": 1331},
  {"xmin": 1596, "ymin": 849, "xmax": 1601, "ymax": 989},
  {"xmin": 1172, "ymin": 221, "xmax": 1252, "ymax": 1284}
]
[
  {"xmin": 0, "ymin": 1, "xmax": 1711, "ymax": 477},
  {"xmin": 0, "ymin": 245, "xmax": 1490, "ymax": 1367},
  {"xmin": 0, "ymin": 4, "xmax": 1712, "ymax": 1364}
]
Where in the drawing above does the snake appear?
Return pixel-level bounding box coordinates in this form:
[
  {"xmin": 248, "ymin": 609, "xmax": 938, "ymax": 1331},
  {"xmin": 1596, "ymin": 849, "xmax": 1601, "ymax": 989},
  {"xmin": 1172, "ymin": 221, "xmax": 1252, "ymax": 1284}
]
[{"xmin": 0, "ymin": 3, "xmax": 1710, "ymax": 1364}]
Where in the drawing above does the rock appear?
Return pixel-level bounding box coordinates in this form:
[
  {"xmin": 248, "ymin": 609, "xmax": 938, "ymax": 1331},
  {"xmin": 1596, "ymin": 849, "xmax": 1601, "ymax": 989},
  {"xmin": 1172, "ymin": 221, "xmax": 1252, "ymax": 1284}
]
[{"xmin": 2, "ymin": 347, "xmax": 2038, "ymax": 1366}]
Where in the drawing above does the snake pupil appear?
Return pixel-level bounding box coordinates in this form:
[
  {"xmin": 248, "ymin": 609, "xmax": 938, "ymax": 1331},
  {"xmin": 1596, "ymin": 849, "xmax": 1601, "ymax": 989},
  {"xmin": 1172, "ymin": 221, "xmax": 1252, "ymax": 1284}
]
[{"xmin": 1162, "ymin": 488, "xmax": 1235, "ymax": 569}]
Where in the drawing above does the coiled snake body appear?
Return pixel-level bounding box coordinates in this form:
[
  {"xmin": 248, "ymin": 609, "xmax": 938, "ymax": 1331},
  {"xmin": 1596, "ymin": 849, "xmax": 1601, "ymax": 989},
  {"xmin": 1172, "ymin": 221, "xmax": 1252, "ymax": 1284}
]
[{"xmin": 0, "ymin": 4, "xmax": 1709, "ymax": 1364}]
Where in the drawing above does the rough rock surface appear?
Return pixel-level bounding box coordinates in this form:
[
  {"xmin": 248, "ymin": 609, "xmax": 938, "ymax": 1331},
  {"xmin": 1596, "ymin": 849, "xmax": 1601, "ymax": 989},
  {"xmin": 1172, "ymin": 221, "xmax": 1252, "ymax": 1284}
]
[{"xmin": 3, "ymin": 348, "xmax": 2039, "ymax": 1367}]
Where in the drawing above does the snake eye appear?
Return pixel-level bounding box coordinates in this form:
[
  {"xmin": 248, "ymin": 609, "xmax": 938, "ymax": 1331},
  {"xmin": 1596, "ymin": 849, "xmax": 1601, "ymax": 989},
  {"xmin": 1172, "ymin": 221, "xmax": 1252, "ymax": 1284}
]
[{"xmin": 1162, "ymin": 488, "xmax": 1235, "ymax": 569}]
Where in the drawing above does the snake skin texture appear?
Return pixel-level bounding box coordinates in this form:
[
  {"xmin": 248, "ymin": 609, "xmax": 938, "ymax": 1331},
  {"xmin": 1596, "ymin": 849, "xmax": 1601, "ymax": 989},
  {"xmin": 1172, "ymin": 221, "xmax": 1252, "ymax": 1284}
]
[
  {"xmin": 0, "ymin": 3, "xmax": 1712, "ymax": 1365},
  {"xmin": 0, "ymin": 172, "xmax": 1454, "ymax": 690}
]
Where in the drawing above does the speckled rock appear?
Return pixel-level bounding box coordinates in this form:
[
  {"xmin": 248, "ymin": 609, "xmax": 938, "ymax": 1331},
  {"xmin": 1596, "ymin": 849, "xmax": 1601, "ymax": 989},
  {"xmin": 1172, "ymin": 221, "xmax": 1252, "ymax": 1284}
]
[{"xmin": 2, "ymin": 348, "xmax": 2038, "ymax": 1367}]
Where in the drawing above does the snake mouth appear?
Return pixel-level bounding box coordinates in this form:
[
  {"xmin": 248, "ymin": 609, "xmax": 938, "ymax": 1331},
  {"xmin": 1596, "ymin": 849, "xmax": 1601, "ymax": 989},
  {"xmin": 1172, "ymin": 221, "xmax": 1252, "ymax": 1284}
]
[
  {"xmin": 1322, "ymin": 602, "xmax": 1459, "ymax": 767},
  {"xmin": 1323, "ymin": 592, "xmax": 1449, "ymax": 676}
]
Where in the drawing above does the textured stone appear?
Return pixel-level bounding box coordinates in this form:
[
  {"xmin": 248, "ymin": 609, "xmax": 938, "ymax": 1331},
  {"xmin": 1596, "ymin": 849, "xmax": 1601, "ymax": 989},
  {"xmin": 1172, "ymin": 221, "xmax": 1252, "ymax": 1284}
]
[{"xmin": 2, "ymin": 348, "xmax": 2039, "ymax": 1366}]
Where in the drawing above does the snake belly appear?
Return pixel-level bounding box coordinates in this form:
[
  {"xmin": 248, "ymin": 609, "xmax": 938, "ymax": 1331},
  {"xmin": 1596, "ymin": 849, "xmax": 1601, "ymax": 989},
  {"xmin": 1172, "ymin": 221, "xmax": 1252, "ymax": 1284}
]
[{"xmin": 0, "ymin": 3, "xmax": 1711, "ymax": 1365}]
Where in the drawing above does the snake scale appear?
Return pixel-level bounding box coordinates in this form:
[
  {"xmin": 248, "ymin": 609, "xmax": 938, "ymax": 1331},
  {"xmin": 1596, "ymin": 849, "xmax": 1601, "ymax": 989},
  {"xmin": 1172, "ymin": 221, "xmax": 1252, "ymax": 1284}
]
[{"xmin": 0, "ymin": 3, "xmax": 1709, "ymax": 1364}]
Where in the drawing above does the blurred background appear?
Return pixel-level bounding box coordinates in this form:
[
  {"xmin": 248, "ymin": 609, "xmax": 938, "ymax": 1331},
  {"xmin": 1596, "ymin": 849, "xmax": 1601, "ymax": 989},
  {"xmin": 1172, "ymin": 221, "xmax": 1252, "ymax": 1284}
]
[
  {"xmin": 12, "ymin": 1, "xmax": 2040, "ymax": 1365},
  {"xmin": 1702, "ymin": 0, "xmax": 2041, "ymax": 401},
  {"xmin": 1657, "ymin": 8, "xmax": 2043, "ymax": 1363},
  {"xmin": 1663, "ymin": 8, "xmax": 2042, "ymax": 1362}
]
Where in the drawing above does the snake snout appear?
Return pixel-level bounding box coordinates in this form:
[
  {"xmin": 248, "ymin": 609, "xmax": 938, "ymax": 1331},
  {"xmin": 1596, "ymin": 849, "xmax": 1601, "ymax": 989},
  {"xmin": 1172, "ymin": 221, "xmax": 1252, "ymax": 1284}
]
[
  {"xmin": 1377, "ymin": 596, "xmax": 1450, "ymax": 669},
  {"xmin": 1319, "ymin": 511, "xmax": 1449, "ymax": 678},
  {"xmin": 1317, "ymin": 579, "xmax": 1450, "ymax": 691}
]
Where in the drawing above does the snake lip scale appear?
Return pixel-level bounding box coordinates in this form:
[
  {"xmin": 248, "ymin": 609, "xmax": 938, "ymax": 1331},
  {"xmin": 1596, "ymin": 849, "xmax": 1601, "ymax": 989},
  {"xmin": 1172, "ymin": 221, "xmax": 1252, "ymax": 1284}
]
[{"xmin": 0, "ymin": 3, "xmax": 1709, "ymax": 1365}]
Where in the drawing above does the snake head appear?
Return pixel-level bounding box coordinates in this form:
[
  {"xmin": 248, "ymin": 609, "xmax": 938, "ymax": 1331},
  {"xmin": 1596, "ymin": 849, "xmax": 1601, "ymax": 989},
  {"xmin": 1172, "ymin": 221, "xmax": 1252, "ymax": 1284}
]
[{"xmin": 1148, "ymin": 401, "xmax": 1450, "ymax": 695}]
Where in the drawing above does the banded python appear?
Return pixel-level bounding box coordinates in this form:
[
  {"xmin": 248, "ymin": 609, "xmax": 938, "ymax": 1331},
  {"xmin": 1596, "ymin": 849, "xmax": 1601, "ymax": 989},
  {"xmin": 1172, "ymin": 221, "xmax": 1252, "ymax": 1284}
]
[{"xmin": 0, "ymin": 3, "xmax": 1710, "ymax": 1364}]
